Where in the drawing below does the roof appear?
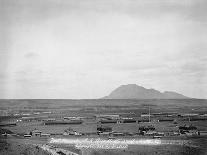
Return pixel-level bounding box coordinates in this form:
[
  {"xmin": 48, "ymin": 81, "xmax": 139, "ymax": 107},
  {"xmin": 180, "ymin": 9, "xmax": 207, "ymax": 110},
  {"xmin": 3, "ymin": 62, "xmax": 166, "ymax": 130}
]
[{"xmin": 32, "ymin": 130, "xmax": 42, "ymax": 133}]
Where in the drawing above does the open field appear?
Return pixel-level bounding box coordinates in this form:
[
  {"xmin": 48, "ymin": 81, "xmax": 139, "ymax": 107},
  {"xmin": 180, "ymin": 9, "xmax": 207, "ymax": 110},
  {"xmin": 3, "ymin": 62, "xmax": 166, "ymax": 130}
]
[{"xmin": 0, "ymin": 99, "xmax": 207, "ymax": 155}]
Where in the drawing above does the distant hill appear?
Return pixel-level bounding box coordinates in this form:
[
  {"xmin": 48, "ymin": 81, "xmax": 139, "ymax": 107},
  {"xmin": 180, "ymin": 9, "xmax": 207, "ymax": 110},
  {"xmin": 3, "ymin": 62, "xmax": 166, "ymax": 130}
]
[{"xmin": 103, "ymin": 84, "xmax": 189, "ymax": 99}]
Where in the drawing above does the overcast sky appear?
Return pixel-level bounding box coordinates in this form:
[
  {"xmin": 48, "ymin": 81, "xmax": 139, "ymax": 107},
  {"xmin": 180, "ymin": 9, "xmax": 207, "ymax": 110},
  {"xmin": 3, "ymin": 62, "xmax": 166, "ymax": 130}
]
[{"xmin": 0, "ymin": 0, "xmax": 207, "ymax": 99}]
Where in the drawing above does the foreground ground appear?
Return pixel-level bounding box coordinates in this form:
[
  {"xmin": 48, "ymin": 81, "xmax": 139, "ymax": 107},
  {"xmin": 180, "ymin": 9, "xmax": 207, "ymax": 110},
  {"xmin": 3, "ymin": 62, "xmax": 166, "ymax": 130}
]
[
  {"xmin": 1, "ymin": 136, "xmax": 207, "ymax": 155},
  {"xmin": 0, "ymin": 137, "xmax": 49, "ymax": 155}
]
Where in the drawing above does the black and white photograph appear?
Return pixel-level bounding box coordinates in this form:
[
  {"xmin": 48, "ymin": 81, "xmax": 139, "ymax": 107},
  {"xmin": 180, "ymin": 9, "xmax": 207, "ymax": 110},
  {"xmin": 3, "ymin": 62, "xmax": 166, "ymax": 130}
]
[{"xmin": 0, "ymin": 0, "xmax": 207, "ymax": 154}]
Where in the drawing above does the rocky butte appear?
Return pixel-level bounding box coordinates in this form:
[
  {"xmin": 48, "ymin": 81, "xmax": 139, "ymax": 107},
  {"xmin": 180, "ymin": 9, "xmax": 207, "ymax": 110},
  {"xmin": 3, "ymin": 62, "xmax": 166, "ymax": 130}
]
[{"xmin": 103, "ymin": 84, "xmax": 189, "ymax": 99}]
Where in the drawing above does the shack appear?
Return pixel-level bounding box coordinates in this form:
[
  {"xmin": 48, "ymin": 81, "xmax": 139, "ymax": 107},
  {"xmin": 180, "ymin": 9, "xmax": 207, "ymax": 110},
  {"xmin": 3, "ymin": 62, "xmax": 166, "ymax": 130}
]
[
  {"xmin": 157, "ymin": 118, "xmax": 174, "ymax": 122},
  {"xmin": 32, "ymin": 129, "xmax": 42, "ymax": 136},
  {"xmin": 41, "ymin": 133, "xmax": 51, "ymax": 137},
  {"xmin": 122, "ymin": 118, "xmax": 136, "ymax": 123},
  {"xmin": 99, "ymin": 119, "xmax": 117, "ymax": 124},
  {"xmin": 24, "ymin": 134, "xmax": 32, "ymax": 138},
  {"xmin": 44, "ymin": 120, "xmax": 82, "ymax": 125},
  {"xmin": 178, "ymin": 125, "xmax": 197, "ymax": 134},
  {"xmin": 97, "ymin": 125, "xmax": 112, "ymax": 134}
]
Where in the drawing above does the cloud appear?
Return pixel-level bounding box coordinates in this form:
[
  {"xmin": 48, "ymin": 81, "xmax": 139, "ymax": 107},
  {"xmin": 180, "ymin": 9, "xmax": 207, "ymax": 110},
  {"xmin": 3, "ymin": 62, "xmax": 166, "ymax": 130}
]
[{"xmin": 24, "ymin": 52, "xmax": 39, "ymax": 59}]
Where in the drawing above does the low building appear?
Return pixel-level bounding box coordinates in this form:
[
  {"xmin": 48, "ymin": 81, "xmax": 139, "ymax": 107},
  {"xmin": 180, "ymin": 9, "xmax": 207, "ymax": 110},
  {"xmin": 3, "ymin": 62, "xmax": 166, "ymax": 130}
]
[
  {"xmin": 152, "ymin": 112, "xmax": 177, "ymax": 117},
  {"xmin": 97, "ymin": 126, "xmax": 112, "ymax": 134},
  {"xmin": 97, "ymin": 114, "xmax": 120, "ymax": 120},
  {"xmin": 0, "ymin": 123, "xmax": 16, "ymax": 127},
  {"xmin": 141, "ymin": 114, "xmax": 151, "ymax": 117},
  {"xmin": 110, "ymin": 132, "xmax": 124, "ymax": 137},
  {"xmin": 32, "ymin": 130, "xmax": 42, "ymax": 136},
  {"xmin": 139, "ymin": 125, "xmax": 155, "ymax": 132},
  {"xmin": 157, "ymin": 118, "xmax": 174, "ymax": 122},
  {"xmin": 99, "ymin": 119, "xmax": 117, "ymax": 124},
  {"xmin": 121, "ymin": 118, "xmax": 136, "ymax": 123},
  {"xmin": 181, "ymin": 113, "xmax": 199, "ymax": 117},
  {"xmin": 178, "ymin": 125, "xmax": 197, "ymax": 134},
  {"xmin": 41, "ymin": 133, "xmax": 51, "ymax": 137},
  {"xmin": 44, "ymin": 120, "xmax": 82, "ymax": 125},
  {"xmin": 145, "ymin": 131, "xmax": 157, "ymax": 136},
  {"xmin": 24, "ymin": 134, "xmax": 32, "ymax": 138},
  {"xmin": 63, "ymin": 128, "xmax": 81, "ymax": 135},
  {"xmin": 63, "ymin": 117, "xmax": 82, "ymax": 120}
]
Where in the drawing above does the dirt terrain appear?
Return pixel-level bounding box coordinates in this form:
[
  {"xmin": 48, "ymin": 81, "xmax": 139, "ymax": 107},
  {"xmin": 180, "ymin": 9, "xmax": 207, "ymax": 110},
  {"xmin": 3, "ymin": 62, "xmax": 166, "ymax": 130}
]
[
  {"xmin": 0, "ymin": 99, "xmax": 207, "ymax": 155},
  {"xmin": 0, "ymin": 137, "xmax": 49, "ymax": 155}
]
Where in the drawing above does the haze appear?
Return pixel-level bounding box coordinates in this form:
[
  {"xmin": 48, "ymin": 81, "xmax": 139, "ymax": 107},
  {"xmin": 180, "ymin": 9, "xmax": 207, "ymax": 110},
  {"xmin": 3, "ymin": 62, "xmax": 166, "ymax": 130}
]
[{"xmin": 0, "ymin": 0, "xmax": 207, "ymax": 99}]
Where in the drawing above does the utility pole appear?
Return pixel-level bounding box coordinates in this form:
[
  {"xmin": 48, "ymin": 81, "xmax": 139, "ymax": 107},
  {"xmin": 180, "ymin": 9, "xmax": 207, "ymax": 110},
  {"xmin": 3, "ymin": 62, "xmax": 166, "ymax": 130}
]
[{"xmin": 149, "ymin": 106, "xmax": 151, "ymax": 123}]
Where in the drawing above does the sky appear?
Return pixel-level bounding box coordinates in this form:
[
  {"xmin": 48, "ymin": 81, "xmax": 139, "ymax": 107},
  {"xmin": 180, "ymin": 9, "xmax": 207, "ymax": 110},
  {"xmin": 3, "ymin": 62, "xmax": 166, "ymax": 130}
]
[{"xmin": 0, "ymin": 0, "xmax": 207, "ymax": 99}]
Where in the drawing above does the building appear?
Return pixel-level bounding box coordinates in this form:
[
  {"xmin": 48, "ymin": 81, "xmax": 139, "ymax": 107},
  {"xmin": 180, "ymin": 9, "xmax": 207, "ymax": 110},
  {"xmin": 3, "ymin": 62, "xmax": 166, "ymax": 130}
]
[
  {"xmin": 24, "ymin": 134, "xmax": 32, "ymax": 138},
  {"xmin": 97, "ymin": 125, "xmax": 112, "ymax": 134},
  {"xmin": 141, "ymin": 114, "xmax": 151, "ymax": 117},
  {"xmin": 97, "ymin": 114, "xmax": 120, "ymax": 120},
  {"xmin": 120, "ymin": 118, "xmax": 136, "ymax": 123},
  {"xmin": 181, "ymin": 113, "xmax": 199, "ymax": 117},
  {"xmin": 32, "ymin": 129, "xmax": 42, "ymax": 136},
  {"xmin": 99, "ymin": 119, "xmax": 117, "ymax": 124},
  {"xmin": 44, "ymin": 120, "xmax": 82, "ymax": 125},
  {"xmin": 41, "ymin": 133, "xmax": 51, "ymax": 137},
  {"xmin": 157, "ymin": 118, "xmax": 174, "ymax": 122}
]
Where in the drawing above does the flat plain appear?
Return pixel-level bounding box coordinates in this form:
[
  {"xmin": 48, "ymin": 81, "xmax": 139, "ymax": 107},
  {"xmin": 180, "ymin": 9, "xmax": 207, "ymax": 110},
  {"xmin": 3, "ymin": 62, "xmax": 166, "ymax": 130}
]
[{"xmin": 0, "ymin": 99, "xmax": 207, "ymax": 155}]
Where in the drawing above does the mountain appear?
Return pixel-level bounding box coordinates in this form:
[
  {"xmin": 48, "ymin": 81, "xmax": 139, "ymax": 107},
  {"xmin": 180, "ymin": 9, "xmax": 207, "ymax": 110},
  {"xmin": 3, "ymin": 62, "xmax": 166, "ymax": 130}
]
[{"xmin": 103, "ymin": 84, "xmax": 189, "ymax": 99}]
